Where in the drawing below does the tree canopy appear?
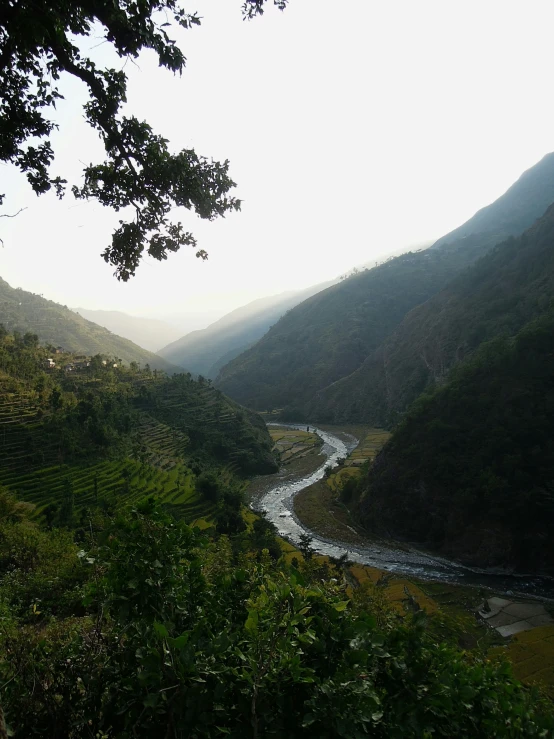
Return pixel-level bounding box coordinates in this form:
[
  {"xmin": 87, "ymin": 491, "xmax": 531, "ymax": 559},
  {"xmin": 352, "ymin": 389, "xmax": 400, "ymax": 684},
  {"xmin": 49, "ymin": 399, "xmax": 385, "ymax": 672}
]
[{"xmin": 0, "ymin": 0, "xmax": 287, "ymax": 280}]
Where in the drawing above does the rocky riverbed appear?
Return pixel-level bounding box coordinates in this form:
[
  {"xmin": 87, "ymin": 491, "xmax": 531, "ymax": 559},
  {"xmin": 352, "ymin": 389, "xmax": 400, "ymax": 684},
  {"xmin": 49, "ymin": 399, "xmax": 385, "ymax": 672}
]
[{"xmin": 250, "ymin": 423, "xmax": 554, "ymax": 599}]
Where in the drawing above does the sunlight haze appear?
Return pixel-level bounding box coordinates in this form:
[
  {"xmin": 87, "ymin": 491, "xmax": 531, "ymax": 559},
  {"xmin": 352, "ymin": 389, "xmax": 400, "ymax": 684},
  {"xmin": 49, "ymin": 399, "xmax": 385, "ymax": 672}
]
[{"xmin": 1, "ymin": 0, "xmax": 554, "ymax": 328}]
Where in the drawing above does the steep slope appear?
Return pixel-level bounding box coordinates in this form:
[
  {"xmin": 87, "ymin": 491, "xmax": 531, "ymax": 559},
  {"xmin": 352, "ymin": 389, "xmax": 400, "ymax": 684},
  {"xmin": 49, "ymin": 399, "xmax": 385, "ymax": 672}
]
[
  {"xmin": 359, "ymin": 311, "xmax": 554, "ymax": 574},
  {"xmin": 158, "ymin": 281, "xmax": 336, "ymax": 379},
  {"xmin": 0, "ymin": 277, "xmax": 182, "ymax": 373},
  {"xmin": 216, "ymin": 153, "xmax": 554, "ymax": 417},
  {"xmin": 312, "ymin": 202, "xmax": 554, "ymax": 425},
  {"xmin": 432, "ymin": 152, "xmax": 554, "ymax": 249},
  {"xmin": 74, "ymin": 308, "xmax": 181, "ymax": 353},
  {"xmin": 0, "ymin": 330, "xmax": 277, "ymax": 524},
  {"xmin": 215, "ymin": 246, "xmax": 485, "ymax": 413}
]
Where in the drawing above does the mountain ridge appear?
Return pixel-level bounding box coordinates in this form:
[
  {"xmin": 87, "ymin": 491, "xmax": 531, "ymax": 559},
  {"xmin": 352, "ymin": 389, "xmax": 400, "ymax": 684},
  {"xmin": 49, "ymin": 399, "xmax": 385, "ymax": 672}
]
[
  {"xmin": 215, "ymin": 152, "xmax": 554, "ymax": 420},
  {"xmin": 73, "ymin": 308, "xmax": 182, "ymax": 353},
  {"xmin": 0, "ymin": 277, "xmax": 183, "ymax": 373},
  {"xmin": 310, "ymin": 200, "xmax": 554, "ymax": 425},
  {"xmin": 158, "ymin": 279, "xmax": 336, "ymax": 379}
]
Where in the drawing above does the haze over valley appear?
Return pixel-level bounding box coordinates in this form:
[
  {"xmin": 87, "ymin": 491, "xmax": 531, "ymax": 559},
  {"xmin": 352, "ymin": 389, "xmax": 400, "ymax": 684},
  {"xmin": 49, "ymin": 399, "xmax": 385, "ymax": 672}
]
[{"xmin": 2, "ymin": 0, "xmax": 554, "ymax": 734}]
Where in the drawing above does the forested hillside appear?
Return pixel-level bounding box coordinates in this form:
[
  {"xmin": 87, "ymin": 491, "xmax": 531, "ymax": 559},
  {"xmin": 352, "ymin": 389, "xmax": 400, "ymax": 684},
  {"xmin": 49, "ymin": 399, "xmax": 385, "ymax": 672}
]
[
  {"xmin": 310, "ymin": 202, "xmax": 554, "ymax": 425},
  {"xmin": 359, "ymin": 311, "xmax": 554, "ymax": 574},
  {"xmin": 216, "ymin": 154, "xmax": 554, "ymax": 418},
  {"xmin": 216, "ymin": 244, "xmax": 500, "ymax": 414},
  {"xmin": 0, "ymin": 277, "xmax": 181, "ymax": 373},
  {"xmin": 0, "ymin": 329, "xmax": 276, "ymax": 528},
  {"xmin": 158, "ymin": 280, "xmax": 335, "ymax": 379}
]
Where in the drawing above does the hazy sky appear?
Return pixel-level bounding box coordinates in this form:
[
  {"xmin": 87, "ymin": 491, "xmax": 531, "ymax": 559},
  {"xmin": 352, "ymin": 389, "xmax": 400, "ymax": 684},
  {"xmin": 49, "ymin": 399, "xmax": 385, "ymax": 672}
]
[{"xmin": 2, "ymin": 0, "xmax": 554, "ymax": 330}]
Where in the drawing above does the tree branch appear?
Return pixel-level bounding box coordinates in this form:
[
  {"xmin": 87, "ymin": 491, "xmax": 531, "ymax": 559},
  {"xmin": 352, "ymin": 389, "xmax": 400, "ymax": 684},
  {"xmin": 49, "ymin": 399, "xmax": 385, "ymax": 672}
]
[{"xmin": 0, "ymin": 207, "xmax": 27, "ymax": 219}]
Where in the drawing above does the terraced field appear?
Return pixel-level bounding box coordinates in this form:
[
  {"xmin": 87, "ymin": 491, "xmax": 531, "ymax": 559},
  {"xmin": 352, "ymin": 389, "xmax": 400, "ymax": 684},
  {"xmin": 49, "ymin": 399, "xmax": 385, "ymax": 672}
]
[
  {"xmin": 341, "ymin": 428, "xmax": 391, "ymax": 467},
  {"xmin": 0, "ymin": 385, "xmax": 56, "ymax": 471},
  {"xmin": 269, "ymin": 427, "xmax": 322, "ymax": 464},
  {"xmin": 0, "ymin": 455, "xmax": 214, "ymax": 524},
  {"xmin": 491, "ymin": 624, "xmax": 554, "ymax": 697},
  {"xmin": 0, "ymin": 343, "xmax": 275, "ymax": 529},
  {"xmin": 293, "ymin": 427, "xmax": 390, "ymax": 540},
  {"xmin": 0, "ymin": 385, "xmax": 215, "ymax": 524}
]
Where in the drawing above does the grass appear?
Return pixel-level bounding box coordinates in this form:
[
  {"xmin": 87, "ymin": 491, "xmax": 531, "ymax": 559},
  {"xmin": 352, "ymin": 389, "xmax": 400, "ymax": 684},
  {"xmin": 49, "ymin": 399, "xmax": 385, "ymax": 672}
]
[
  {"xmin": 0, "ymin": 389, "xmax": 216, "ymax": 524},
  {"xmin": 490, "ymin": 624, "xmax": 554, "ymax": 697},
  {"xmin": 293, "ymin": 427, "xmax": 390, "ymax": 542},
  {"xmin": 349, "ymin": 564, "xmax": 439, "ymax": 615},
  {"xmin": 293, "ymin": 478, "xmax": 367, "ymax": 544},
  {"xmin": 269, "ymin": 427, "xmax": 322, "ymax": 464},
  {"xmin": 0, "ymin": 457, "xmax": 215, "ymax": 523}
]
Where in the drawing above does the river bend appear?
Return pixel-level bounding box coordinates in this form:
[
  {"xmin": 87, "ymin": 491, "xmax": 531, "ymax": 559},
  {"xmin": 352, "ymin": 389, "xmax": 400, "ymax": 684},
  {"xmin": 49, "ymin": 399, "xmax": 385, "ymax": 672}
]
[{"xmin": 254, "ymin": 424, "xmax": 554, "ymax": 598}]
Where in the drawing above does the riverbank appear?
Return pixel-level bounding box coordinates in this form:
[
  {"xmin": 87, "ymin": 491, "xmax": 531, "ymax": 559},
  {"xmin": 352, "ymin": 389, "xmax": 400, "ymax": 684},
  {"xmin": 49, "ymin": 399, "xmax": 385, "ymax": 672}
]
[
  {"xmin": 247, "ymin": 422, "xmax": 554, "ymax": 696},
  {"xmin": 253, "ymin": 423, "xmax": 554, "ymax": 594},
  {"xmin": 293, "ymin": 425, "xmax": 390, "ymax": 544}
]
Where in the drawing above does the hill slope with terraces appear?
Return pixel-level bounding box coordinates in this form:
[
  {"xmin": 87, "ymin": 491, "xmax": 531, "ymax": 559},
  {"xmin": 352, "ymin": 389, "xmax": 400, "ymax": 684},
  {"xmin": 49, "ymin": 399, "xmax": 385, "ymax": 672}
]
[{"xmin": 0, "ymin": 330, "xmax": 276, "ymax": 525}]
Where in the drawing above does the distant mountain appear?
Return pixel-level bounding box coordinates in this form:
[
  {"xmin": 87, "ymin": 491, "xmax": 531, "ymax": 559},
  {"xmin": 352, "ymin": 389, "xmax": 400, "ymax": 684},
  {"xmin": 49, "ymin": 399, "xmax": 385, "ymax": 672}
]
[
  {"xmin": 74, "ymin": 308, "xmax": 182, "ymax": 353},
  {"xmin": 432, "ymin": 152, "xmax": 554, "ymax": 249},
  {"xmin": 0, "ymin": 277, "xmax": 183, "ymax": 373},
  {"xmin": 357, "ymin": 205, "xmax": 554, "ymax": 572},
  {"xmin": 216, "ymin": 152, "xmax": 554, "ymax": 418},
  {"xmin": 158, "ymin": 281, "xmax": 336, "ymax": 379}
]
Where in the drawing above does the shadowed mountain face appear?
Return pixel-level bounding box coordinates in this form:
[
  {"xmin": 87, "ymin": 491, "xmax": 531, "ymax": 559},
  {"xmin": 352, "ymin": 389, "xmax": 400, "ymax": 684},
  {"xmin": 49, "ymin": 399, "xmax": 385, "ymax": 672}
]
[
  {"xmin": 215, "ymin": 246, "xmax": 488, "ymax": 413},
  {"xmin": 158, "ymin": 281, "xmax": 336, "ymax": 379},
  {"xmin": 309, "ymin": 201, "xmax": 554, "ymax": 426},
  {"xmin": 360, "ymin": 304, "xmax": 554, "ymax": 574},
  {"xmin": 0, "ymin": 278, "xmax": 183, "ymax": 373},
  {"xmin": 215, "ymin": 152, "xmax": 554, "ymax": 419},
  {"xmin": 74, "ymin": 308, "xmax": 182, "ymax": 353}
]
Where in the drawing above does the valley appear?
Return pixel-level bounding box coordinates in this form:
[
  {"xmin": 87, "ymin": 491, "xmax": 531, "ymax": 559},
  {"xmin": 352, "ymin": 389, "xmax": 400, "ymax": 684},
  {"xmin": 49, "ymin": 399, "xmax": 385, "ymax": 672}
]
[
  {"xmin": 254, "ymin": 423, "xmax": 554, "ymax": 597},
  {"xmin": 260, "ymin": 423, "xmax": 554, "ymax": 697},
  {"xmin": 0, "ymin": 179, "xmax": 553, "ymax": 738},
  {"xmin": 3, "ymin": 2, "xmax": 554, "ymax": 734}
]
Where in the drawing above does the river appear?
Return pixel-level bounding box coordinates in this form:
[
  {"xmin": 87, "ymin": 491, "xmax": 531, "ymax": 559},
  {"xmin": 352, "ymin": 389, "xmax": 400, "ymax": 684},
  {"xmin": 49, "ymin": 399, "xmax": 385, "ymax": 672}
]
[{"xmin": 253, "ymin": 424, "xmax": 554, "ymax": 599}]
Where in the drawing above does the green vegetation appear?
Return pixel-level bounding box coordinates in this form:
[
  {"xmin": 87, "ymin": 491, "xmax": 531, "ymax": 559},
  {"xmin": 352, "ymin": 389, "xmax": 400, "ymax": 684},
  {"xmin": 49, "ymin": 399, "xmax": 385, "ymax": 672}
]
[
  {"xmin": 216, "ymin": 246, "xmax": 487, "ymax": 413},
  {"xmin": 293, "ymin": 429, "xmax": 389, "ymax": 544},
  {"xmin": 0, "ymin": 277, "xmax": 181, "ymax": 372},
  {"xmin": 313, "ymin": 199, "xmax": 554, "ymax": 426},
  {"xmin": 0, "ymin": 495, "xmax": 553, "ymax": 737},
  {"xmin": 0, "ymin": 327, "xmax": 276, "ymax": 529},
  {"xmin": 216, "ymin": 154, "xmax": 554, "ymax": 423},
  {"xmin": 359, "ymin": 310, "xmax": 554, "ymax": 573}
]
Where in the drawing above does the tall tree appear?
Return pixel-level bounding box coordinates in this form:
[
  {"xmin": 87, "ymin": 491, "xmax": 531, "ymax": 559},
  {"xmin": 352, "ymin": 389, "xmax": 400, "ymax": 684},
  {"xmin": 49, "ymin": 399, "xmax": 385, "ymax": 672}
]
[{"xmin": 0, "ymin": 0, "xmax": 287, "ymax": 280}]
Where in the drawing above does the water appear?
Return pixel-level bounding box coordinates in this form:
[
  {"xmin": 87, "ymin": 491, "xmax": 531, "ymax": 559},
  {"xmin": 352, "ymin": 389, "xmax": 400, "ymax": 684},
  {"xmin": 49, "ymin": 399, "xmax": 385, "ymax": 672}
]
[{"xmin": 255, "ymin": 424, "xmax": 554, "ymax": 599}]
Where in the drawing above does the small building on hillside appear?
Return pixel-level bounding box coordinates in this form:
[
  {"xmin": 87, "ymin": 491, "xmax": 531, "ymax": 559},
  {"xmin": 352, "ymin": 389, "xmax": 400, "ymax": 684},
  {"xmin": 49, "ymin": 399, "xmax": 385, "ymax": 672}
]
[{"xmin": 44, "ymin": 358, "xmax": 56, "ymax": 369}]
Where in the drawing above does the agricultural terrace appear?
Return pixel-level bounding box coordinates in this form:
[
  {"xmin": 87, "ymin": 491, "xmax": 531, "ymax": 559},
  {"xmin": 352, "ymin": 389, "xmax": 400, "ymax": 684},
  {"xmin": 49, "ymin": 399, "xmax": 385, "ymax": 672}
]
[
  {"xmin": 293, "ymin": 427, "xmax": 391, "ymax": 542},
  {"xmin": 269, "ymin": 427, "xmax": 322, "ymax": 464}
]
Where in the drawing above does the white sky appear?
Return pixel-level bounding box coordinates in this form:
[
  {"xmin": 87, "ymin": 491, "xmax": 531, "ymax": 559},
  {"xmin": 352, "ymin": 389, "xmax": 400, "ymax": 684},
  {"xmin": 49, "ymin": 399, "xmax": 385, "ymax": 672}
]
[{"xmin": 2, "ymin": 0, "xmax": 554, "ymax": 329}]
